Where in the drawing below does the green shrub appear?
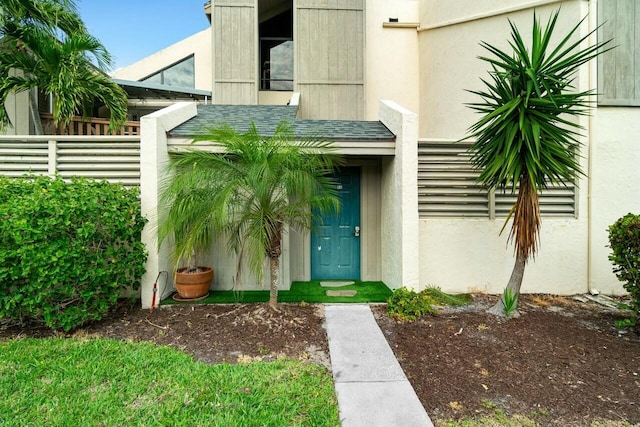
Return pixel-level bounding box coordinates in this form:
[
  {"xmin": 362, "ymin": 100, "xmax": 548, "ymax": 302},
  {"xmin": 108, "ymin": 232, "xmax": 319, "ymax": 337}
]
[
  {"xmin": 608, "ymin": 213, "xmax": 640, "ymax": 327},
  {"xmin": 387, "ymin": 287, "xmax": 438, "ymax": 321},
  {"xmin": 0, "ymin": 175, "xmax": 147, "ymax": 331}
]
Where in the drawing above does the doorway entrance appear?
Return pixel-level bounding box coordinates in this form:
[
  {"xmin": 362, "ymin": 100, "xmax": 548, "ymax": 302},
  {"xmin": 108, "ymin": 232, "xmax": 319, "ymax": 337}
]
[{"xmin": 311, "ymin": 167, "xmax": 361, "ymax": 280}]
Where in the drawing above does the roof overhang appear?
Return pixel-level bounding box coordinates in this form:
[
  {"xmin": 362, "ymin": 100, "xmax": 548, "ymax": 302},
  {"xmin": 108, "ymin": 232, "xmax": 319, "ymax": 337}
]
[
  {"xmin": 167, "ymin": 138, "xmax": 396, "ymax": 156},
  {"xmin": 113, "ymin": 79, "xmax": 212, "ymax": 101},
  {"xmin": 167, "ymin": 104, "xmax": 396, "ymax": 156}
]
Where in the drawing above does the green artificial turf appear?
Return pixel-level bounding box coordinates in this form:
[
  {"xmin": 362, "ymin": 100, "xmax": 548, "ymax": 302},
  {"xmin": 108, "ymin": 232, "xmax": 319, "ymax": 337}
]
[{"xmin": 163, "ymin": 280, "xmax": 392, "ymax": 305}]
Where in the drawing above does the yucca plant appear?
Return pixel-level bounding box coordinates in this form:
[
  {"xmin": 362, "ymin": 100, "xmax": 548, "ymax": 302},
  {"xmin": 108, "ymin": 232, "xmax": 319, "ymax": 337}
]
[
  {"xmin": 465, "ymin": 10, "xmax": 611, "ymax": 315},
  {"xmin": 159, "ymin": 121, "xmax": 343, "ymax": 307}
]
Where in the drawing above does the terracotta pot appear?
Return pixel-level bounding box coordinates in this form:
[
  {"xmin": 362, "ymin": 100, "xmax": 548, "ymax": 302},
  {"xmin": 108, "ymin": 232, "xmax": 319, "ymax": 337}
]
[{"xmin": 174, "ymin": 266, "xmax": 213, "ymax": 299}]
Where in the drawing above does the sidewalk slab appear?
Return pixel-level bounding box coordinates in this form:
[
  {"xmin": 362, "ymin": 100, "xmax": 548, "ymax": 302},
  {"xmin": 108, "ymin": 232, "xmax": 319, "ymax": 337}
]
[
  {"xmin": 324, "ymin": 304, "xmax": 434, "ymax": 427},
  {"xmin": 335, "ymin": 381, "xmax": 432, "ymax": 427}
]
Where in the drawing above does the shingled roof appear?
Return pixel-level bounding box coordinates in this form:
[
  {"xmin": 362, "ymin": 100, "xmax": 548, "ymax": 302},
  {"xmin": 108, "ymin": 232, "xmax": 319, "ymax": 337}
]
[{"xmin": 169, "ymin": 104, "xmax": 395, "ymax": 142}]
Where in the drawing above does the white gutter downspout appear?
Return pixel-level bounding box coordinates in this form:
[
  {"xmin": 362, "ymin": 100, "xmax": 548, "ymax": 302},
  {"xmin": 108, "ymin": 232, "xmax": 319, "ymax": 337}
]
[{"xmin": 587, "ymin": 0, "xmax": 599, "ymax": 295}]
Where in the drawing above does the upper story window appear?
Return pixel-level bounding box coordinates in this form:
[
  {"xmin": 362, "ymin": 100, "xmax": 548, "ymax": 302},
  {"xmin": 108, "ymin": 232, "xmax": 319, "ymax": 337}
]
[
  {"xmin": 260, "ymin": 38, "xmax": 293, "ymax": 91},
  {"xmin": 598, "ymin": 0, "xmax": 640, "ymax": 106},
  {"xmin": 259, "ymin": 2, "xmax": 293, "ymax": 91},
  {"xmin": 142, "ymin": 55, "xmax": 195, "ymax": 89}
]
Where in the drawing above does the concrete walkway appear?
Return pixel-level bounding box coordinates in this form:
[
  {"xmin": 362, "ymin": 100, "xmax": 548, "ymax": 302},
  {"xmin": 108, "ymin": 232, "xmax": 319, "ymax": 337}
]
[{"xmin": 324, "ymin": 304, "xmax": 434, "ymax": 427}]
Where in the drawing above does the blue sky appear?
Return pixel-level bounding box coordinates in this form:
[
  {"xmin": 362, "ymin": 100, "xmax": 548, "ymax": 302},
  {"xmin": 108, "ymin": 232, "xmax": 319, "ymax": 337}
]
[{"xmin": 78, "ymin": 1, "xmax": 210, "ymax": 71}]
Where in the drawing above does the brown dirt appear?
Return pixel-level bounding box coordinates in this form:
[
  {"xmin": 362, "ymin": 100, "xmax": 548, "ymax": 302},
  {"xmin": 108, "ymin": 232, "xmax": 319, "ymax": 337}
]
[
  {"xmin": 373, "ymin": 295, "xmax": 640, "ymax": 426},
  {"xmin": 0, "ymin": 302, "xmax": 331, "ymax": 368},
  {"xmin": 1, "ymin": 295, "xmax": 639, "ymax": 426}
]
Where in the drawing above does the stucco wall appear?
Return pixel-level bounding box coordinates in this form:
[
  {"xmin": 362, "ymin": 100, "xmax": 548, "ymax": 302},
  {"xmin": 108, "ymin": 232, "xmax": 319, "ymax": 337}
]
[
  {"xmin": 140, "ymin": 102, "xmax": 198, "ymax": 309},
  {"xmin": 258, "ymin": 91, "xmax": 293, "ymax": 106},
  {"xmin": 589, "ymin": 107, "xmax": 640, "ymax": 294},
  {"xmin": 365, "ymin": 0, "xmax": 420, "ymax": 120},
  {"xmin": 416, "ymin": 0, "xmax": 596, "ymax": 295},
  {"xmin": 418, "ymin": 0, "xmax": 582, "ymax": 138},
  {"xmin": 380, "ymin": 100, "xmax": 420, "ymax": 290},
  {"xmin": 112, "ymin": 29, "xmax": 212, "ymax": 91}
]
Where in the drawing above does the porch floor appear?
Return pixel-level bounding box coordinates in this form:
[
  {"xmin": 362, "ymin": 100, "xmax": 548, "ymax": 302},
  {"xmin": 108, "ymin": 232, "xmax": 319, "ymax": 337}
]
[{"xmin": 161, "ymin": 281, "xmax": 391, "ymax": 305}]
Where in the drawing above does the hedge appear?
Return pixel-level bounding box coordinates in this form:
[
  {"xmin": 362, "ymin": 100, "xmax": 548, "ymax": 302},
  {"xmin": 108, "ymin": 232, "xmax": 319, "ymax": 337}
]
[
  {"xmin": 0, "ymin": 175, "xmax": 147, "ymax": 331},
  {"xmin": 608, "ymin": 213, "xmax": 640, "ymax": 327}
]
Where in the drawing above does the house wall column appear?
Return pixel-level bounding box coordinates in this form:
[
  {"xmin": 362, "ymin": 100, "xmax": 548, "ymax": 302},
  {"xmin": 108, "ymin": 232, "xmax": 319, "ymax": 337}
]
[
  {"xmin": 1, "ymin": 70, "xmax": 31, "ymax": 135},
  {"xmin": 379, "ymin": 100, "xmax": 419, "ymax": 290},
  {"xmin": 140, "ymin": 102, "xmax": 198, "ymax": 308}
]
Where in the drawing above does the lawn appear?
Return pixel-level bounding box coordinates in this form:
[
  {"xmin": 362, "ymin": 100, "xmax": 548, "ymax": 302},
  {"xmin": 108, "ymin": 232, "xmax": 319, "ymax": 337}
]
[{"xmin": 0, "ymin": 337, "xmax": 339, "ymax": 427}]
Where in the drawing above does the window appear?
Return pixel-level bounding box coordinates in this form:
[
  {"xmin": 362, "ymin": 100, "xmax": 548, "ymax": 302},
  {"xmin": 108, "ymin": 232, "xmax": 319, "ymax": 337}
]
[
  {"xmin": 142, "ymin": 56, "xmax": 195, "ymax": 89},
  {"xmin": 260, "ymin": 38, "xmax": 293, "ymax": 90},
  {"xmin": 258, "ymin": 2, "xmax": 293, "ymax": 91},
  {"xmin": 418, "ymin": 141, "xmax": 576, "ymax": 218},
  {"xmin": 598, "ymin": 0, "xmax": 640, "ymax": 106}
]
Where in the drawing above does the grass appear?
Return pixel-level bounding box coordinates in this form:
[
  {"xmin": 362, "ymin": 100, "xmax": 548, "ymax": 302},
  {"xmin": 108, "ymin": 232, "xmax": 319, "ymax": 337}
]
[
  {"xmin": 422, "ymin": 287, "xmax": 472, "ymax": 307},
  {"xmin": 163, "ymin": 280, "xmax": 392, "ymax": 305},
  {"xmin": 0, "ymin": 338, "xmax": 339, "ymax": 427},
  {"xmin": 387, "ymin": 286, "xmax": 473, "ymax": 321}
]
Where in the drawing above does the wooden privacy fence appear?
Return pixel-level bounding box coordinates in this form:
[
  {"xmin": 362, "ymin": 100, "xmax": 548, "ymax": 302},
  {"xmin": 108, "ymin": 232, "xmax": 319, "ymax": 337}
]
[
  {"xmin": 40, "ymin": 113, "xmax": 141, "ymax": 136},
  {"xmin": 0, "ymin": 135, "xmax": 141, "ymax": 186}
]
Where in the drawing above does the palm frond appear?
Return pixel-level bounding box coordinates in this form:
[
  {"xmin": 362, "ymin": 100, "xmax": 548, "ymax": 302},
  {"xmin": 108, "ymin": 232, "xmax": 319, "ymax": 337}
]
[
  {"xmin": 464, "ymin": 9, "xmax": 610, "ymax": 259},
  {"xmin": 159, "ymin": 120, "xmax": 344, "ymax": 283}
]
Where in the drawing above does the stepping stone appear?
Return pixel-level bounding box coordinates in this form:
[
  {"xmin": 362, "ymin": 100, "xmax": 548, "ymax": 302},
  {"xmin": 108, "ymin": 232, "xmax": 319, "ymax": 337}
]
[
  {"xmin": 326, "ymin": 290, "xmax": 357, "ymax": 297},
  {"xmin": 321, "ymin": 281, "xmax": 355, "ymax": 287}
]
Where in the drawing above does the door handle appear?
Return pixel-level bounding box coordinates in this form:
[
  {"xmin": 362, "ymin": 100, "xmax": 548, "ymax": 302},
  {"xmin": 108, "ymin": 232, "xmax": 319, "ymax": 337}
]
[{"xmin": 354, "ymin": 226, "xmax": 360, "ymax": 237}]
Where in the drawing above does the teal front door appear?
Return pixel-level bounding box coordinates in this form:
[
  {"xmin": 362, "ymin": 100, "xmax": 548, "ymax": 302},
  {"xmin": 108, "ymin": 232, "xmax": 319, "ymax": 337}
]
[{"xmin": 311, "ymin": 167, "xmax": 361, "ymax": 280}]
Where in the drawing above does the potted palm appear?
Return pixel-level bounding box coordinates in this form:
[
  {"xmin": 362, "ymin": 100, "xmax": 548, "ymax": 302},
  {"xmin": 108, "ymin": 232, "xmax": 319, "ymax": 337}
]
[{"xmin": 158, "ymin": 164, "xmax": 219, "ymax": 301}]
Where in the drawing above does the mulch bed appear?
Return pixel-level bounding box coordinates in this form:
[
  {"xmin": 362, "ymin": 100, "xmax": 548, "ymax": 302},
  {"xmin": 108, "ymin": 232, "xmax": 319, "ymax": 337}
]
[
  {"xmin": 372, "ymin": 295, "xmax": 640, "ymax": 426},
  {"xmin": 0, "ymin": 302, "xmax": 331, "ymax": 368},
  {"xmin": 2, "ymin": 295, "xmax": 639, "ymax": 426}
]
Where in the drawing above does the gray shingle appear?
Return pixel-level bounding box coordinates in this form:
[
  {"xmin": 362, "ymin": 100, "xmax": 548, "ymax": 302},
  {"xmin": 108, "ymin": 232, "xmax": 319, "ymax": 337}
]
[{"xmin": 169, "ymin": 104, "xmax": 395, "ymax": 142}]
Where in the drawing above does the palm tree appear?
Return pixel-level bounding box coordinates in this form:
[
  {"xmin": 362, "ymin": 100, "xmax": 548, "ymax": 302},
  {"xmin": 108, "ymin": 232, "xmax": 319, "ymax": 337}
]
[
  {"xmin": 1, "ymin": 0, "xmax": 86, "ymax": 36},
  {"xmin": 465, "ymin": 10, "xmax": 611, "ymax": 315},
  {"xmin": 159, "ymin": 121, "xmax": 344, "ymax": 308},
  {"xmin": 0, "ymin": 0, "xmax": 127, "ymax": 133}
]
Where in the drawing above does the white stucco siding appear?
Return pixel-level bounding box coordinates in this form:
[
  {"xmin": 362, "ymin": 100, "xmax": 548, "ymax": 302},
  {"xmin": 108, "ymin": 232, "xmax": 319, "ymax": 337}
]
[
  {"xmin": 418, "ymin": 0, "xmax": 583, "ymax": 138},
  {"xmin": 365, "ymin": 0, "xmax": 420, "ymax": 120},
  {"xmin": 379, "ymin": 100, "xmax": 420, "ymax": 290},
  {"xmin": 589, "ymin": 107, "xmax": 640, "ymax": 295},
  {"xmin": 419, "ymin": 217, "xmax": 589, "ymax": 295},
  {"xmin": 139, "ymin": 102, "xmax": 199, "ymax": 309},
  {"xmin": 419, "ymin": 0, "xmax": 583, "ymax": 28},
  {"xmin": 111, "ymin": 29, "xmax": 212, "ymax": 91},
  {"xmin": 416, "ymin": 0, "xmax": 594, "ymax": 295}
]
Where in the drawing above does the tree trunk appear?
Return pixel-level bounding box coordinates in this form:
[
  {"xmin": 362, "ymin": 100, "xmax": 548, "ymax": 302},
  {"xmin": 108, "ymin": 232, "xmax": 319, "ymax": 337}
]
[
  {"xmin": 269, "ymin": 256, "xmax": 279, "ymax": 308},
  {"xmin": 488, "ymin": 250, "xmax": 526, "ymax": 316}
]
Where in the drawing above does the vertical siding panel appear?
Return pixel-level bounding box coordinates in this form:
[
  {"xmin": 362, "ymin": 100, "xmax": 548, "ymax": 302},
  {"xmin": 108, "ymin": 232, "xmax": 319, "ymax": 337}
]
[
  {"xmin": 636, "ymin": 1, "xmax": 640, "ymax": 100},
  {"xmin": 213, "ymin": 0, "xmax": 256, "ymax": 104},
  {"xmin": 599, "ymin": 0, "xmax": 639, "ymax": 105},
  {"xmin": 599, "ymin": 0, "xmax": 617, "ymax": 101},
  {"xmin": 615, "ymin": 0, "xmax": 634, "ymax": 98},
  {"xmin": 295, "ymin": 2, "xmax": 364, "ymax": 119},
  {"xmin": 360, "ymin": 161, "xmax": 381, "ymax": 281},
  {"xmin": 297, "ymin": 10, "xmax": 307, "ymax": 81},
  {"xmin": 319, "ymin": 9, "xmax": 330, "ymax": 81}
]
